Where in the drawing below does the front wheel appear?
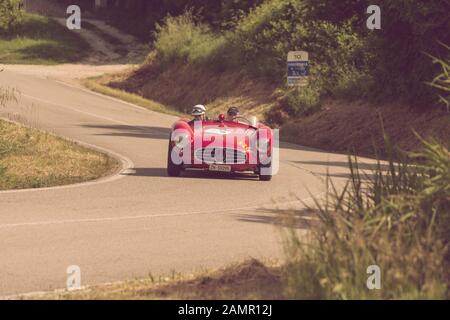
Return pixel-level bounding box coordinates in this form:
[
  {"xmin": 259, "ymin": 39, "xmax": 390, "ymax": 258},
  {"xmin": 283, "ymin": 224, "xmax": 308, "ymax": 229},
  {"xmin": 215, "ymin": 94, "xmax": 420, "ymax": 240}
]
[
  {"xmin": 167, "ymin": 145, "xmax": 182, "ymax": 177},
  {"xmin": 259, "ymin": 162, "xmax": 272, "ymax": 181}
]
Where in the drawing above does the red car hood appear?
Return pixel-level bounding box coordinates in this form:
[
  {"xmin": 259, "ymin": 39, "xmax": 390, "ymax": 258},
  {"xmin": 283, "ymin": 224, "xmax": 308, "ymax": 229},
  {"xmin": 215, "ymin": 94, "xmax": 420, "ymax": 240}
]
[{"xmin": 191, "ymin": 120, "xmax": 256, "ymax": 149}]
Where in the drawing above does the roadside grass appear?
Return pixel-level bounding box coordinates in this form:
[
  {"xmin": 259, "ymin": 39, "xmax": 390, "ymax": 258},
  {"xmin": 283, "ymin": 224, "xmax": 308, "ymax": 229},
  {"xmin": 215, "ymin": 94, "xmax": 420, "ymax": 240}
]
[
  {"xmin": 23, "ymin": 259, "xmax": 285, "ymax": 300},
  {"xmin": 0, "ymin": 13, "xmax": 90, "ymax": 64},
  {"xmin": 82, "ymin": 77, "xmax": 186, "ymax": 118},
  {"xmin": 283, "ymin": 134, "xmax": 450, "ymax": 299},
  {"xmin": 0, "ymin": 119, "xmax": 119, "ymax": 190}
]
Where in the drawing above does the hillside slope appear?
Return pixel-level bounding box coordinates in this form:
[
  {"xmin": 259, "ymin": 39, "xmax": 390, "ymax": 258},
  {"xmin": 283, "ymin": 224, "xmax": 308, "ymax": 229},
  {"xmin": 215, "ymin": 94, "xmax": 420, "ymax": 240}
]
[
  {"xmin": 92, "ymin": 0, "xmax": 448, "ymax": 156},
  {"xmin": 282, "ymin": 100, "xmax": 450, "ymax": 156},
  {"xmin": 98, "ymin": 61, "xmax": 449, "ymax": 157},
  {"xmin": 105, "ymin": 61, "xmax": 280, "ymax": 119}
]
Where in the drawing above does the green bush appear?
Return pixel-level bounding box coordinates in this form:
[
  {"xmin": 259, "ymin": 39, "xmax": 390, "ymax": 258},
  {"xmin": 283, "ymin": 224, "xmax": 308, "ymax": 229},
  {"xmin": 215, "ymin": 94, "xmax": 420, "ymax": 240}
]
[
  {"xmin": 149, "ymin": 0, "xmax": 447, "ymax": 116},
  {"xmin": 209, "ymin": 0, "xmax": 368, "ymax": 84},
  {"xmin": 280, "ymin": 86, "xmax": 321, "ymax": 117},
  {"xmin": 301, "ymin": 0, "xmax": 448, "ymax": 106},
  {"xmin": 152, "ymin": 0, "xmax": 369, "ymax": 114},
  {"xmin": 153, "ymin": 11, "xmax": 226, "ymax": 66},
  {"xmin": 227, "ymin": 0, "xmax": 448, "ymax": 107},
  {"xmin": 227, "ymin": 0, "xmax": 302, "ymax": 80},
  {"xmin": 330, "ymin": 66, "xmax": 373, "ymax": 100},
  {"xmin": 283, "ymin": 135, "xmax": 450, "ymax": 299},
  {"xmin": 0, "ymin": 0, "xmax": 23, "ymax": 33},
  {"xmin": 0, "ymin": 13, "xmax": 90, "ymax": 64}
]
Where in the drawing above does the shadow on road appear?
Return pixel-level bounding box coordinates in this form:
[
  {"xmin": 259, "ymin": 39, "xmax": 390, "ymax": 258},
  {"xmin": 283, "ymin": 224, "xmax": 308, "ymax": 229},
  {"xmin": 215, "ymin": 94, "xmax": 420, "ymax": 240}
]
[
  {"xmin": 81, "ymin": 124, "xmax": 171, "ymax": 140},
  {"xmin": 314, "ymin": 171, "xmax": 379, "ymax": 182},
  {"xmin": 122, "ymin": 168, "xmax": 167, "ymax": 177},
  {"xmin": 235, "ymin": 208, "xmax": 317, "ymax": 229},
  {"xmin": 294, "ymin": 160, "xmax": 389, "ymax": 171},
  {"xmin": 122, "ymin": 167, "xmax": 261, "ymax": 181},
  {"xmin": 291, "ymin": 159, "xmax": 388, "ymax": 182},
  {"xmin": 181, "ymin": 171, "xmax": 259, "ymax": 181}
]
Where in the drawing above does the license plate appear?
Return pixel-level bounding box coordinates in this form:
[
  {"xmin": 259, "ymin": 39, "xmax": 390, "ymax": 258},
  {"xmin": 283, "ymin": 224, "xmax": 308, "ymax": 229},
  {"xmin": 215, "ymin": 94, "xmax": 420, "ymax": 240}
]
[{"xmin": 209, "ymin": 164, "xmax": 231, "ymax": 172}]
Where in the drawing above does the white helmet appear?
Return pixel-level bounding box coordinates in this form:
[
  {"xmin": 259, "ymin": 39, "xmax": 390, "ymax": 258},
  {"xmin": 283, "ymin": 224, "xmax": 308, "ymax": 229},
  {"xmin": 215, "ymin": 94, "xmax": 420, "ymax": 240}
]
[{"xmin": 191, "ymin": 104, "xmax": 206, "ymax": 116}]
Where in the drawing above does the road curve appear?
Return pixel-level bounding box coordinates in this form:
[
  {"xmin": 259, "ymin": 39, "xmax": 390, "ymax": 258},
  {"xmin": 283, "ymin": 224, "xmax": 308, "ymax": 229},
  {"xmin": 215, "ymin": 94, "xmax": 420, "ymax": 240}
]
[{"xmin": 0, "ymin": 69, "xmax": 371, "ymax": 296}]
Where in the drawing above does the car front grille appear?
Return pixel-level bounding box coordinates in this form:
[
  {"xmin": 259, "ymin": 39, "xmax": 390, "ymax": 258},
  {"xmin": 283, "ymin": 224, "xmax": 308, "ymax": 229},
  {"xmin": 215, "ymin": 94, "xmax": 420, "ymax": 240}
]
[{"xmin": 194, "ymin": 147, "xmax": 247, "ymax": 164}]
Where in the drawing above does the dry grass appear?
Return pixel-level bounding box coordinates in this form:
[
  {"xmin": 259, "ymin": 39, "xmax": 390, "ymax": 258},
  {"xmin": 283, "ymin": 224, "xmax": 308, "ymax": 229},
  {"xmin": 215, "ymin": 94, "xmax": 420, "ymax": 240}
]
[
  {"xmin": 105, "ymin": 60, "xmax": 280, "ymax": 121},
  {"xmin": 23, "ymin": 259, "xmax": 285, "ymax": 300},
  {"xmin": 0, "ymin": 119, "xmax": 119, "ymax": 190},
  {"xmin": 283, "ymin": 136, "xmax": 449, "ymax": 299},
  {"xmin": 281, "ymin": 100, "xmax": 450, "ymax": 157},
  {"xmin": 82, "ymin": 77, "xmax": 185, "ymax": 117}
]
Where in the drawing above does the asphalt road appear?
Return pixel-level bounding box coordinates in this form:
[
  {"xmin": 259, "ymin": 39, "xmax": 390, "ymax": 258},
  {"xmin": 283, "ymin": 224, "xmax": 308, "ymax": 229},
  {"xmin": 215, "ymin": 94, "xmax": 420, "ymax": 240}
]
[{"xmin": 0, "ymin": 69, "xmax": 374, "ymax": 296}]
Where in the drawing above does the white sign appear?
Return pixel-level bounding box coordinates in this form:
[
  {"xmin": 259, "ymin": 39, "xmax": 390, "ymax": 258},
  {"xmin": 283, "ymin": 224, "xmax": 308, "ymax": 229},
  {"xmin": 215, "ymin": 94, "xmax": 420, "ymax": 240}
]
[{"xmin": 287, "ymin": 51, "xmax": 309, "ymax": 87}]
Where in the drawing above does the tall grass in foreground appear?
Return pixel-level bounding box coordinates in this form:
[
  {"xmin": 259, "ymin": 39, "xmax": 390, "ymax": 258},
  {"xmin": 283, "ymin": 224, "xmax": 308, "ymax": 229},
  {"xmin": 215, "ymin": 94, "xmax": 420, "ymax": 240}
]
[
  {"xmin": 0, "ymin": 86, "xmax": 17, "ymax": 107},
  {"xmin": 426, "ymin": 42, "xmax": 450, "ymax": 112},
  {"xmin": 0, "ymin": 86, "xmax": 17, "ymax": 181},
  {"xmin": 283, "ymin": 135, "xmax": 450, "ymax": 299}
]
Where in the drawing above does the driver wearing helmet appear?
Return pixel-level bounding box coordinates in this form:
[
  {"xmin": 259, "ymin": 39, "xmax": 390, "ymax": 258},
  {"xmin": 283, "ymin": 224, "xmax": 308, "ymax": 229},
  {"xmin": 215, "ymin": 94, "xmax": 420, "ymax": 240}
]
[
  {"xmin": 226, "ymin": 106, "xmax": 240, "ymax": 121},
  {"xmin": 190, "ymin": 104, "xmax": 206, "ymax": 123}
]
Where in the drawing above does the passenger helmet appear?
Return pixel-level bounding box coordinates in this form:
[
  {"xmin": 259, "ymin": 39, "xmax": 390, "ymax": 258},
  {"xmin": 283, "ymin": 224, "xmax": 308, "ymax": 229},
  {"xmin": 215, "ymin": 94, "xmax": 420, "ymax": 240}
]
[
  {"xmin": 227, "ymin": 106, "xmax": 239, "ymax": 118},
  {"xmin": 191, "ymin": 104, "xmax": 206, "ymax": 116}
]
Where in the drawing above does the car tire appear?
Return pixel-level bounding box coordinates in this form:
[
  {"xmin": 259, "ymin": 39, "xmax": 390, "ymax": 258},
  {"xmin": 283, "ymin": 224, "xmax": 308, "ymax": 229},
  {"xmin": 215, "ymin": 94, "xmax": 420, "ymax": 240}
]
[
  {"xmin": 259, "ymin": 162, "xmax": 272, "ymax": 181},
  {"xmin": 167, "ymin": 144, "xmax": 182, "ymax": 177}
]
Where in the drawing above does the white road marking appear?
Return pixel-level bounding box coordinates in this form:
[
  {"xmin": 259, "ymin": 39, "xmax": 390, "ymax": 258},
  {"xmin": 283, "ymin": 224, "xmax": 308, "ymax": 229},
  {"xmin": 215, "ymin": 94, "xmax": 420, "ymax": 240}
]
[
  {"xmin": 21, "ymin": 91, "xmax": 167, "ymax": 139},
  {"xmin": 54, "ymin": 79, "xmax": 172, "ymax": 118},
  {"xmin": 22, "ymin": 93, "xmax": 131, "ymax": 126},
  {"xmin": 0, "ymin": 195, "xmax": 322, "ymax": 229}
]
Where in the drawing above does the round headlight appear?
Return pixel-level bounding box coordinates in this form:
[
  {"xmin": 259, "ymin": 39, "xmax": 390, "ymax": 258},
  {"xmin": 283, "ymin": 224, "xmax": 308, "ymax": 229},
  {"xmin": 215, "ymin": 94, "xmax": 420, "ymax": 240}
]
[{"xmin": 257, "ymin": 138, "xmax": 270, "ymax": 153}]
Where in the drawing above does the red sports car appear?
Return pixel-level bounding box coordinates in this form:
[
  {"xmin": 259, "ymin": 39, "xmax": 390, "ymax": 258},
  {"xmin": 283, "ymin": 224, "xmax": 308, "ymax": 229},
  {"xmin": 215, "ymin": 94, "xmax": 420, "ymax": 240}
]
[{"xmin": 167, "ymin": 114, "xmax": 275, "ymax": 181}]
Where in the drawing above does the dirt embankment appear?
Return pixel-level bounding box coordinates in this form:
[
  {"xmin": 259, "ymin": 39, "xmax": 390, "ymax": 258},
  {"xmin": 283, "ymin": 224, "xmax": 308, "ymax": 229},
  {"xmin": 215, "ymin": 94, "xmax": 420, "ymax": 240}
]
[
  {"xmin": 282, "ymin": 100, "xmax": 450, "ymax": 157},
  {"xmin": 103, "ymin": 62, "xmax": 450, "ymax": 156},
  {"xmin": 106, "ymin": 61, "xmax": 280, "ymax": 118}
]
